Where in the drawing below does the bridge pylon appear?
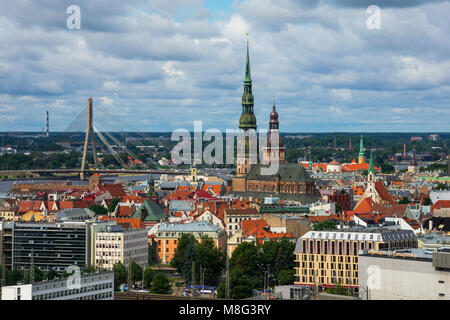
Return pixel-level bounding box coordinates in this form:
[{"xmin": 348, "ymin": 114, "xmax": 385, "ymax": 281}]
[{"xmin": 80, "ymin": 98, "xmax": 99, "ymax": 180}]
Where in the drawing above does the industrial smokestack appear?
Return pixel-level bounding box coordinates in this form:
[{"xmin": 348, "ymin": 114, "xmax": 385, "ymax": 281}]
[
  {"xmin": 403, "ymin": 144, "xmax": 406, "ymax": 158},
  {"xmin": 349, "ymin": 137, "xmax": 351, "ymax": 151},
  {"xmin": 46, "ymin": 111, "xmax": 49, "ymax": 137}
]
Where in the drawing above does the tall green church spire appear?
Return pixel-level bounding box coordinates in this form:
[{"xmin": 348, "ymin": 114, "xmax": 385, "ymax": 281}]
[
  {"xmin": 239, "ymin": 37, "xmax": 256, "ymax": 130},
  {"xmin": 244, "ymin": 38, "xmax": 252, "ymax": 83},
  {"xmin": 368, "ymin": 150, "xmax": 375, "ymax": 174},
  {"xmin": 359, "ymin": 134, "xmax": 364, "ymax": 157}
]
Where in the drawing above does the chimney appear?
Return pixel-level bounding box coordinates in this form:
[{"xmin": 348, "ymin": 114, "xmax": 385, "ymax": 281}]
[
  {"xmin": 403, "ymin": 144, "xmax": 406, "ymax": 158},
  {"xmin": 46, "ymin": 111, "xmax": 49, "ymax": 137},
  {"xmin": 349, "ymin": 137, "xmax": 351, "ymax": 151}
]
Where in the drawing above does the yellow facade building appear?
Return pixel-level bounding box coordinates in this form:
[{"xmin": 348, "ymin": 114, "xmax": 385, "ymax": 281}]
[{"xmin": 294, "ymin": 229, "xmax": 417, "ymax": 292}]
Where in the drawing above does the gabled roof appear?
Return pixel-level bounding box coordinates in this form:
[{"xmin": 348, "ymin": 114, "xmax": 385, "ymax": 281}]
[
  {"xmin": 370, "ymin": 203, "xmax": 408, "ymax": 218},
  {"xmin": 341, "ymin": 163, "xmax": 380, "ymax": 172},
  {"xmin": 431, "ymin": 200, "xmax": 450, "ymax": 213},
  {"xmin": 98, "ymin": 183, "xmax": 126, "ymax": 198},
  {"xmin": 248, "ymin": 163, "xmax": 314, "ymax": 182},
  {"xmin": 241, "ymin": 219, "xmax": 293, "ymax": 244},
  {"xmin": 176, "ymin": 186, "xmax": 196, "ymax": 192},
  {"xmin": 202, "ymin": 184, "xmax": 223, "ymax": 196},
  {"xmin": 122, "ymin": 195, "xmax": 147, "ymax": 204},
  {"xmin": 351, "ymin": 186, "xmax": 365, "ymax": 196},
  {"xmin": 164, "ymin": 190, "xmax": 192, "ymax": 201},
  {"xmin": 18, "ymin": 200, "xmax": 43, "ymax": 214},
  {"xmin": 375, "ymin": 181, "xmax": 396, "ymax": 204},
  {"xmin": 132, "ymin": 199, "xmax": 166, "ymax": 222},
  {"xmin": 117, "ymin": 205, "xmax": 133, "ymax": 217},
  {"xmin": 59, "ymin": 200, "xmax": 91, "ymax": 209},
  {"xmin": 353, "ymin": 197, "xmax": 374, "ymax": 213}
]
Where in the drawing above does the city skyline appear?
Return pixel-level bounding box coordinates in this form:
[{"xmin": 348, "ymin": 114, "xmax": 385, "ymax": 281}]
[{"xmin": 0, "ymin": 0, "xmax": 450, "ymax": 132}]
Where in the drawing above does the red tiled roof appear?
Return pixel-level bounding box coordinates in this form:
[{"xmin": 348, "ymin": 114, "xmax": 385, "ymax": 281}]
[
  {"xmin": 164, "ymin": 190, "xmax": 192, "ymax": 201},
  {"xmin": 341, "ymin": 163, "xmax": 381, "ymax": 172},
  {"xmin": 176, "ymin": 186, "xmax": 196, "ymax": 192},
  {"xmin": 302, "ymin": 163, "xmax": 327, "ymax": 171},
  {"xmin": 18, "ymin": 200, "xmax": 43, "ymax": 214},
  {"xmin": 59, "ymin": 200, "xmax": 91, "ymax": 209},
  {"xmin": 353, "ymin": 197, "xmax": 374, "ymax": 213},
  {"xmin": 351, "ymin": 186, "xmax": 365, "ymax": 196},
  {"xmin": 375, "ymin": 181, "xmax": 396, "ymax": 204},
  {"xmin": 98, "ymin": 184, "xmax": 126, "ymax": 198},
  {"xmin": 186, "ymin": 190, "xmax": 218, "ymax": 200},
  {"xmin": 202, "ymin": 184, "xmax": 223, "ymax": 196},
  {"xmin": 122, "ymin": 195, "xmax": 147, "ymax": 204},
  {"xmin": 242, "ymin": 219, "xmax": 293, "ymax": 244},
  {"xmin": 431, "ymin": 200, "xmax": 450, "ymax": 214},
  {"xmin": 370, "ymin": 203, "xmax": 408, "ymax": 217},
  {"xmin": 117, "ymin": 205, "xmax": 133, "ymax": 217}
]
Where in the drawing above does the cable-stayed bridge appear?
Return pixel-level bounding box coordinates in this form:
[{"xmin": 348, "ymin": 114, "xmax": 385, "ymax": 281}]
[{"xmin": 62, "ymin": 98, "xmax": 186, "ymax": 179}]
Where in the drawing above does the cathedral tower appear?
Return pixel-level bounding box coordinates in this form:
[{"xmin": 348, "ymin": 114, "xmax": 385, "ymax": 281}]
[
  {"xmin": 263, "ymin": 102, "xmax": 285, "ymax": 164},
  {"xmin": 358, "ymin": 134, "xmax": 365, "ymax": 164},
  {"xmin": 236, "ymin": 38, "xmax": 258, "ymax": 177}
]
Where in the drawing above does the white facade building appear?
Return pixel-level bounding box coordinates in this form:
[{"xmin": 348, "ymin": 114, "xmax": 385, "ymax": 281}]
[
  {"xmin": 430, "ymin": 191, "xmax": 450, "ymax": 204},
  {"xmin": 1, "ymin": 272, "xmax": 114, "ymax": 300},
  {"xmin": 359, "ymin": 248, "xmax": 450, "ymax": 300},
  {"xmin": 94, "ymin": 226, "xmax": 148, "ymax": 270}
]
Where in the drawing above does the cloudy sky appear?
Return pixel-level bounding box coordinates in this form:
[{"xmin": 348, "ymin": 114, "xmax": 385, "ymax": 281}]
[{"xmin": 0, "ymin": 0, "xmax": 449, "ymax": 133}]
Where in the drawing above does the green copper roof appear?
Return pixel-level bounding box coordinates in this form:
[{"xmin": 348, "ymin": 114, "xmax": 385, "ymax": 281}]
[
  {"xmin": 368, "ymin": 150, "xmax": 375, "ymax": 174},
  {"xmin": 359, "ymin": 134, "xmax": 364, "ymax": 156},
  {"xmin": 246, "ymin": 163, "xmax": 315, "ymax": 183},
  {"xmin": 244, "ymin": 40, "xmax": 251, "ymax": 83},
  {"xmin": 132, "ymin": 199, "xmax": 166, "ymax": 222},
  {"xmin": 239, "ymin": 39, "xmax": 257, "ymax": 130}
]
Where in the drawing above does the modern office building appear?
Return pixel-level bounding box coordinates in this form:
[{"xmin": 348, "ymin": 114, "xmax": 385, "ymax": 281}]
[
  {"xmin": 0, "ymin": 221, "xmax": 117, "ymax": 273},
  {"xmin": 294, "ymin": 228, "xmax": 417, "ymax": 292},
  {"xmin": 1, "ymin": 272, "xmax": 114, "ymax": 300},
  {"xmin": 359, "ymin": 247, "xmax": 450, "ymax": 300},
  {"xmin": 94, "ymin": 225, "xmax": 148, "ymax": 270},
  {"xmin": 9, "ymin": 222, "xmax": 88, "ymax": 272}
]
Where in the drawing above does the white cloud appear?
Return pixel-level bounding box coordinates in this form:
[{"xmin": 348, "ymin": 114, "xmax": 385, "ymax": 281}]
[
  {"xmin": 331, "ymin": 89, "xmax": 352, "ymax": 101},
  {"xmin": 100, "ymin": 96, "xmax": 114, "ymax": 106},
  {"xmin": 162, "ymin": 61, "xmax": 184, "ymax": 77},
  {"xmin": 0, "ymin": 0, "xmax": 449, "ymax": 131}
]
